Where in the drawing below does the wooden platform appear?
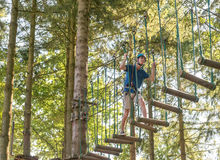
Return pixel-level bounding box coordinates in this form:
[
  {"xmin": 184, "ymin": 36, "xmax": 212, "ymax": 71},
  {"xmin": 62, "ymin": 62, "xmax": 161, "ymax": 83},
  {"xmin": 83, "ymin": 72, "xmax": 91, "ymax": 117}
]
[
  {"xmin": 86, "ymin": 152, "xmax": 110, "ymax": 160},
  {"xmin": 94, "ymin": 148, "xmax": 120, "ymax": 156},
  {"xmin": 198, "ymin": 57, "xmax": 220, "ymax": 70},
  {"xmin": 130, "ymin": 120, "xmax": 157, "ymax": 133},
  {"xmin": 15, "ymin": 155, "xmax": 38, "ymax": 160},
  {"xmin": 105, "ymin": 138, "xmax": 134, "ymax": 144},
  {"xmin": 162, "ymin": 87, "xmax": 199, "ymax": 102},
  {"xmin": 137, "ymin": 117, "xmax": 169, "ymax": 127},
  {"xmin": 95, "ymin": 145, "xmax": 123, "ymax": 152},
  {"xmin": 180, "ymin": 70, "xmax": 216, "ymax": 90},
  {"xmin": 149, "ymin": 100, "xmax": 182, "ymax": 114},
  {"xmin": 112, "ymin": 134, "xmax": 142, "ymax": 142}
]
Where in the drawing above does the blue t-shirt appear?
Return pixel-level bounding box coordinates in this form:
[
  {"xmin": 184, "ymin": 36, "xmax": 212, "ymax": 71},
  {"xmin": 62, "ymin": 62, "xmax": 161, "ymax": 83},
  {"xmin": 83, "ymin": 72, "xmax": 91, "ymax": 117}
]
[{"xmin": 124, "ymin": 64, "xmax": 149, "ymax": 93}]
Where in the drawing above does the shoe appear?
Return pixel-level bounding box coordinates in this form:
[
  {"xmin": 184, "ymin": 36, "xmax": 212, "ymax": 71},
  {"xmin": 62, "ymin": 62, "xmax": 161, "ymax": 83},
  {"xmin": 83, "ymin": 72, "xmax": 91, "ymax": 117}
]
[{"xmin": 119, "ymin": 130, "xmax": 126, "ymax": 136}]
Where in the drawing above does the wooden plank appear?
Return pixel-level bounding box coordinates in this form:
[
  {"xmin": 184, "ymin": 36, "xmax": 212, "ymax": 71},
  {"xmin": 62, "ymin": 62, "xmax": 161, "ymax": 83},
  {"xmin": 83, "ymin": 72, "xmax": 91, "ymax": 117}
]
[
  {"xmin": 86, "ymin": 152, "xmax": 110, "ymax": 160},
  {"xmin": 137, "ymin": 117, "xmax": 169, "ymax": 127},
  {"xmin": 130, "ymin": 120, "xmax": 157, "ymax": 133},
  {"xmin": 105, "ymin": 138, "xmax": 134, "ymax": 144},
  {"xmin": 94, "ymin": 148, "xmax": 120, "ymax": 156},
  {"xmin": 150, "ymin": 100, "xmax": 182, "ymax": 114},
  {"xmin": 162, "ymin": 87, "xmax": 199, "ymax": 102},
  {"xmin": 81, "ymin": 156, "xmax": 100, "ymax": 160},
  {"xmin": 113, "ymin": 134, "xmax": 142, "ymax": 142},
  {"xmin": 180, "ymin": 70, "xmax": 216, "ymax": 90},
  {"xmin": 198, "ymin": 57, "xmax": 220, "ymax": 70},
  {"xmin": 95, "ymin": 145, "xmax": 122, "ymax": 152}
]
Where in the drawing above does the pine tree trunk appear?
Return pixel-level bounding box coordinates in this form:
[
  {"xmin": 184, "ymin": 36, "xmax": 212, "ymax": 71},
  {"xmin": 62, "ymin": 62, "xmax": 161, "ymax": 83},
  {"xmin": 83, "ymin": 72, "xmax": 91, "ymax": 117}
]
[
  {"xmin": 23, "ymin": 0, "xmax": 37, "ymax": 156},
  {"xmin": 0, "ymin": 0, "xmax": 18, "ymax": 159},
  {"xmin": 65, "ymin": 6, "xmax": 77, "ymax": 158},
  {"xmin": 72, "ymin": 0, "xmax": 89, "ymax": 156},
  {"xmin": 63, "ymin": 27, "xmax": 70, "ymax": 159},
  {"xmin": 179, "ymin": 113, "xmax": 186, "ymax": 160}
]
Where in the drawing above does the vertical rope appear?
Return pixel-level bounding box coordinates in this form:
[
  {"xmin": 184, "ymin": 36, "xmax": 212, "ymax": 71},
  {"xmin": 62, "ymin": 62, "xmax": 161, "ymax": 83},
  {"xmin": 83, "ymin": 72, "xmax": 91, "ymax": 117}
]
[
  {"xmin": 190, "ymin": 9, "xmax": 197, "ymax": 97},
  {"xmin": 113, "ymin": 56, "xmax": 116, "ymax": 135},
  {"xmin": 207, "ymin": 0, "xmax": 214, "ymax": 84},
  {"xmin": 132, "ymin": 29, "xmax": 138, "ymax": 137},
  {"xmin": 90, "ymin": 81, "xmax": 96, "ymax": 145},
  {"xmin": 109, "ymin": 91, "xmax": 111, "ymax": 139},
  {"xmin": 163, "ymin": 42, "xmax": 168, "ymax": 122},
  {"xmin": 174, "ymin": 0, "xmax": 184, "ymax": 71},
  {"xmin": 105, "ymin": 67, "xmax": 107, "ymax": 139},
  {"xmin": 175, "ymin": 0, "xmax": 182, "ymax": 108},
  {"xmin": 157, "ymin": 0, "xmax": 167, "ymax": 87},
  {"xmin": 96, "ymin": 74, "xmax": 99, "ymax": 144},
  {"xmin": 101, "ymin": 99, "xmax": 104, "ymax": 146},
  {"xmin": 193, "ymin": 0, "xmax": 203, "ymax": 58}
]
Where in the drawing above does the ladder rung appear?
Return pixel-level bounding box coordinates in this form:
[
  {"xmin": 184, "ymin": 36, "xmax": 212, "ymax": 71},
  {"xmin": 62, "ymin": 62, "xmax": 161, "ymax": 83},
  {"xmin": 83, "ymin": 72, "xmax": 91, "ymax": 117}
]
[
  {"xmin": 162, "ymin": 87, "xmax": 199, "ymax": 102},
  {"xmin": 113, "ymin": 134, "xmax": 142, "ymax": 142},
  {"xmin": 86, "ymin": 152, "xmax": 110, "ymax": 160},
  {"xmin": 137, "ymin": 117, "xmax": 169, "ymax": 127},
  {"xmin": 198, "ymin": 57, "xmax": 220, "ymax": 70},
  {"xmin": 149, "ymin": 100, "xmax": 182, "ymax": 114},
  {"xmin": 130, "ymin": 120, "xmax": 157, "ymax": 133},
  {"xmin": 94, "ymin": 148, "xmax": 120, "ymax": 156},
  {"xmin": 105, "ymin": 138, "xmax": 134, "ymax": 144},
  {"xmin": 82, "ymin": 155, "xmax": 100, "ymax": 160},
  {"xmin": 95, "ymin": 145, "xmax": 123, "ymax": 152},
  {"xmin": 180, "ymin": 70, "xmax": 216, "ymax": 90}
]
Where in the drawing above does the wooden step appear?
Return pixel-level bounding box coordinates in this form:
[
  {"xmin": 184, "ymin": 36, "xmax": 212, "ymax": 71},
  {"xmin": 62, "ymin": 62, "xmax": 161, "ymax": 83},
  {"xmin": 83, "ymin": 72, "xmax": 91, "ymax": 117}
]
[
  {"xmin": 94, "ymin": 148, "xmax": 120, "ymax": 156},
  {"xmin": 105, "ymin": 138, "xmax": 134, "ymax": 144},
  {"xmin": 137, "ymin": 117, "xmax": 169, "ymax": 127},
  {"xmin": 86, "ymin": 152, "xmax": 110, "ymax": 160},
  {"xmin": 149, "ymin": 100, "xmax": 182, "ymax": 114},
  {"xmin": 130, "ymin": 120, "xmax": 157, "ymax": 133},
  {"xmin": 81, "ymin": 155, "xmax": 100, "ymax": 160},
  {"xmin": 198, "ymin": 57, "xmax": 220, "ymax": 70},
  {"xmin": 180, "ymin": 70, "xmax": 216, "ymax": 90},
  {"xmin": 162, "ymin": 87, "xmax": 199, "ymax": 102},
  {"xmin": 95, "ymin": 145, "xmax": 123, "ymax": 153},
  {"xmin": 113, "ymin": 134, "xmax": 142, "ymax": 142}
]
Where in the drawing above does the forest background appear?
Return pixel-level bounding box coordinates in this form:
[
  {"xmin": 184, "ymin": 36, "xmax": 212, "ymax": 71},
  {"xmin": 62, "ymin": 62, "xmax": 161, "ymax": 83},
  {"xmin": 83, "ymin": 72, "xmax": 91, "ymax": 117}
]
[{"xmin": 0, "ymin": 0, "xmax": 219, "ymax": 159}]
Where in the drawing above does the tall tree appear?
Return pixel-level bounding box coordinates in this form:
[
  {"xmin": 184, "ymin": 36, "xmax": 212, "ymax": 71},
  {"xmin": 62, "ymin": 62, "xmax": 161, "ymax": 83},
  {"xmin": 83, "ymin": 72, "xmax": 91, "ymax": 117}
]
[
  {"xmin": 72, "ymin": 0, "xmax": 89, "ymax": 156},
  {"xmin": 23, "ymin": 0, "xmax": 37, "ymax": 156},
  {"xmin": 0, "ymin": 0, "xmax": 18, "ymax": 159},
  {"xmin": 64, "ymin": 2, "xmax": 77, "ymax": 158}
]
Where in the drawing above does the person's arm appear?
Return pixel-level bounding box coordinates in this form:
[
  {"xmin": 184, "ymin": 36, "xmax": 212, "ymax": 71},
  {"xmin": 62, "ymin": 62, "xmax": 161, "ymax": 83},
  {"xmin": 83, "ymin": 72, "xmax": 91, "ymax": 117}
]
[
  {"xmin": 120, "ymin": 53, "xmax": 127, "ymax": 71},
  {"xmin": 146, "ymin": 62, "xmax": 156, "ymax": 82}
]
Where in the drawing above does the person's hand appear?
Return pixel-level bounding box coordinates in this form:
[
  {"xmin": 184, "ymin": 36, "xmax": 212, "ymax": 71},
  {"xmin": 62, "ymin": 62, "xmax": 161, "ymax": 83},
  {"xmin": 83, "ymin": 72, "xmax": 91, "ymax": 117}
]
[
  {"xmin": 124, "ymin": 53, "xmax": 128, "ymax": 59},
  {"xmin": 152, "ymin": 62, "xmax": 156, "ymax": 68}
]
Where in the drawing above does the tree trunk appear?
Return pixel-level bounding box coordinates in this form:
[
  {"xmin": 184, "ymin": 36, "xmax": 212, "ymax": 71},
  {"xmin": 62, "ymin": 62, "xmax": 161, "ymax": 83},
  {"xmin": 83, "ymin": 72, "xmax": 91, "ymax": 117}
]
[
  {"xmin": 179, "ymin": 112, "xmax": 186, "ymax": 160},
  {"xmin": 65, "ymin": 5, "xmax": 77, "ymax": 158},
  {"xmin": 0, "ymin": 0, "xmax": 18, "ymax": 159},
  {"xmin": 23, "ymin": 0, "xmax": 37, "ymax": 156},
  {"xmin": 72, "ymin": 0, "xmax": 89, "ymax": 156},
  {"xmin": 63, "ymin": 26, "xmax": 70, "ymax": 159}
]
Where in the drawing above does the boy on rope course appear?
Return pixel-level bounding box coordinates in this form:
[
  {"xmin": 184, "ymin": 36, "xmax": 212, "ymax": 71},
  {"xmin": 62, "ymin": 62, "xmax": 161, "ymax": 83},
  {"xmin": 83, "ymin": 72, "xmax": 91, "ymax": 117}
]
[{"xmin": 119, "ymin": 53, "xmax": 156, "ymax": 135}]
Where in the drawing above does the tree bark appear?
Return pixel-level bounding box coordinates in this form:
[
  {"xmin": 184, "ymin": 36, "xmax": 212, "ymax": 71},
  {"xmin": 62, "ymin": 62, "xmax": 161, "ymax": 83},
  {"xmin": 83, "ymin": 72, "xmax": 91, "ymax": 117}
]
[
  {"xmin": 65, "ymin": 5, "xmax": 77, "ymax": 158},
  {"xmin": 63, "ymin": 25, "xmax": 70, "ymax": 159},
  {"xmin": 0, "ymin": 0, "xmax": 18, "ymax": 159},
  {"xmin": 23, "ymin": 0, "xmax": 37, "ymax": 156},
  {"xmin": 72, "ymin": 0, "xmax": 89, "ymax": 156}
]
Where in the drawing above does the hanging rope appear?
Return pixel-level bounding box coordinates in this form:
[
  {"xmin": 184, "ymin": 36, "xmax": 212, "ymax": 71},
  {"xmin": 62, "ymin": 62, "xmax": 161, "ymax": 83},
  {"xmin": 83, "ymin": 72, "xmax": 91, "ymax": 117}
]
[
  {"xmin": 193, "ymin": 0, "xmax": 203, "ymax": 58},
  {"xmin": 190, "ymin": 9, "xmax": 197, "ymax": 97},
  {"xmin": 207, "ymin": 0, "xmax": 214, "ymax": 84},
  {"xmin": 96, "ymin": 74, "xmax": 99, "ymax": 144},
  {"xmin": 157, "ymin": 0, "xmax": 167, "ymax": 88},
  {"xmin": 113, "ymin": 56, "xmax": 116, "ymax": 135},
  {"xmin": 174, "ymin": 0, "xmax": 184, "ymax": 71},
  {"xmin": 104, "ymin": 67, "xmax": 107, "ymax": 139},
  {"xmin": 90, "ymin": 81, "xmax": 97, "ymax": 146}
]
